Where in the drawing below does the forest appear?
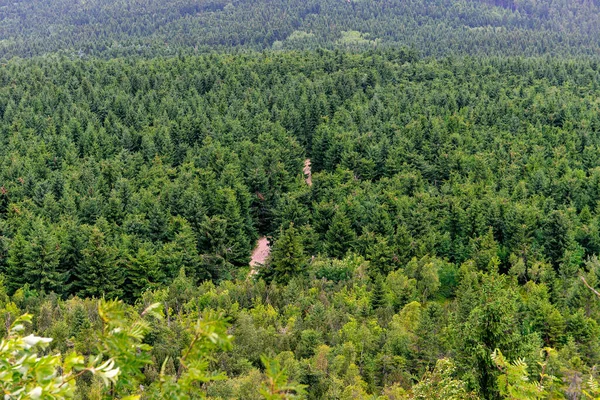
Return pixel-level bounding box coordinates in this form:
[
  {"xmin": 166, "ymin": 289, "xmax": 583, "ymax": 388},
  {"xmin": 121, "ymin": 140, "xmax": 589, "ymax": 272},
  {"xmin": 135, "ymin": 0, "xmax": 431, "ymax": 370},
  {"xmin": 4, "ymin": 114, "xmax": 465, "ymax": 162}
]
[
  {"xmin": 3, "ymin": 0, "xmax": 600, "ymax": 399},
  {"xmin": 2, "ymin": 0, "xmax": 600, "ymax": 59},
  {"xmin": 2, "ymin": 50, "xmax": 600, "ymax": 398}
]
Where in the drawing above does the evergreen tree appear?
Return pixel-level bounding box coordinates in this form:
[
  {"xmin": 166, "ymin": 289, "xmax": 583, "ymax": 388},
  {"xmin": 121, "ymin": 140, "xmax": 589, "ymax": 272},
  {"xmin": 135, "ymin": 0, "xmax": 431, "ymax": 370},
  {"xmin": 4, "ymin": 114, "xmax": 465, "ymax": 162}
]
[
  {"xmin": 454, "ymin": 270, "xmax": 541, "ymax": 399},
  {"xmin": 57, "ymin": 222, "xmax": 86, "ymax": 296},
  {"xmin": 22, "ymin": 220, "xmax": 65, "ymax": 295},
  {"xmin": 74, "ymin": 227, "xmax": 123, "ymax": 299},
  {"xmin": 158, "ymin": 221, "xmax": 203, "ymax": 282},
  {"xmin": 0, "ymin": 186, "xmax": 8, "ymax": 216},
  {"xmin": 544, "ymin": 210, "xmax": 575, "ymax": 267},
  {"xmin": 266, "ymin": 223, "xmax": 306, "ymax": 283},
  {"xmin": 147, "ymin": 203, "xmax": 169, "ymax": 243},
  {"xmin": 123, "ymin": 244, "xmax": 160, "ymax": 301},
  {"xmin": 324, "ymin": 211, "xmax": 356, "ymax": 259},
  {"xmin": 370, "ymin": 274, "xmax": 387, "ymax": 310},
  {"xmin": 6, "ymin": 233, "xmax": 28, "ymax": 294}
]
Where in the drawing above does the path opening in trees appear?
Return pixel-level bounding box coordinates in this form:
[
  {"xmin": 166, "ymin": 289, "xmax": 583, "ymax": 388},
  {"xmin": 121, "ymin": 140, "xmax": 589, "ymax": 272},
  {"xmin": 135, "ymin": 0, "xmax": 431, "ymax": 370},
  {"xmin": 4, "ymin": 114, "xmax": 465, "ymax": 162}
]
[
  {"xmin": 304, "ymin": 158, "xmax": 312, "ymax": 186},
  {"xmin": 249, "ymin": 159, "xmax": 312, "ymax": 272},
  {"xmin": 249, "ymin": 236, "xmax": 270, "ymax": 275}
]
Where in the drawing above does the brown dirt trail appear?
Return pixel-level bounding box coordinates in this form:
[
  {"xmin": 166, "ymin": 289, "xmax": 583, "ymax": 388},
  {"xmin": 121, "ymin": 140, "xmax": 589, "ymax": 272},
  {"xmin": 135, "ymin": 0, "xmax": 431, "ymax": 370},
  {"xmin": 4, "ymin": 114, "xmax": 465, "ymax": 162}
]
[
  {"xmin": 304, "ymin": 159, "xmax": 312, "ymax": 186},
  {"xmin": 249, "ymin": 159, "xmax": 312, "ymax": 275}
]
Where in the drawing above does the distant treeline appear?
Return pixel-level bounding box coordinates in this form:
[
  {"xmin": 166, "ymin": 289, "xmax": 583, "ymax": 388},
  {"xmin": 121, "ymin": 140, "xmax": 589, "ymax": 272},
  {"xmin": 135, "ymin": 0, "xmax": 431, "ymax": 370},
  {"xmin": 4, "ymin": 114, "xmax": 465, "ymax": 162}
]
[{"xmin": 2, "ymin": 0, "xmax": 600, "ymax": 59}]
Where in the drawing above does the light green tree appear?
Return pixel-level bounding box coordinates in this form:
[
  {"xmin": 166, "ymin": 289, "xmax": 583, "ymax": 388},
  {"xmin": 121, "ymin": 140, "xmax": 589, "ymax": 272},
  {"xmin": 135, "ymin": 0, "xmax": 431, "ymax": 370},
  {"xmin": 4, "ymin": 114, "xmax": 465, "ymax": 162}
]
[{"xmin": 491, "ymin": 348, "xmax": 561, "ymax": 400}]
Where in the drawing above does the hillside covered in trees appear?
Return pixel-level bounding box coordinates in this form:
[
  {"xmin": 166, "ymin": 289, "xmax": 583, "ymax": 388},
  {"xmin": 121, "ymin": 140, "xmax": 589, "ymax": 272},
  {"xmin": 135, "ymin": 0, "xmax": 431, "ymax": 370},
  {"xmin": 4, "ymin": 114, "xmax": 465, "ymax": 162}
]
[
  {"xmin": 3, "ymin": 50, "xmax": 600, "ymax": 398},
  {"xmin": 2, "ymin": 0, "xmax": 600, "ymax": 59},
  {"xmin": 4, "ymin": 0, "xmax": 600, "ymax": 398}
]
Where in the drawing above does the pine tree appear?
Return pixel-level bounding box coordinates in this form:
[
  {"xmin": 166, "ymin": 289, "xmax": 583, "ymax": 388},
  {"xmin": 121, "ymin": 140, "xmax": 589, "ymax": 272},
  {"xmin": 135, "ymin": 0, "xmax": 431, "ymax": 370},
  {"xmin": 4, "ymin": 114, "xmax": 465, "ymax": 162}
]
[
  {"xmin": 364, "ymin": 234, "xmax": 397, "ymax": 275},
  {"xmin": 324, "ymin": 211, "xmax": 356, "ymax": 259},
  {"xmin": 0, "ymin": 186, "xmax": 8, "ymax": 216},
  {"xmin": 123, "ymin": 244, "xmax": 160, "ymax": 302},
  {"xmin": 218, "ymin": 188, "xmax": 252, "ymax": 266},
  {"xmin": 75, "ymin": 227, "xmax": 123, "ymax": 299},
  {"xmin": 454, "ymin": 270, "xmax": 540, "ymax": 399},
  {"xmin": 158, "ymin": 221, "xmax": 203, "ymax": 282},
  {"xmin": 371, "ymin": 274, "xmax": 387, "ymax": 310},
  {"xmin": 57, "ymin": 222, "xmax": 86, "ymax": 296},
  {"xmin": 22, "ymin": 221, "xmax": 65, "ymax": 295},
  {"xmin": 469, "ymin": 228, "xmax": 500, "ymax": 272},
  {"xmin": 147, "ymin": 203, "xmax": 169, "ymax": 243},
  {"xmin": 544, "ymin": 210, "xmax": 574, "ymax": 267},
  {"xmin": 70, "ymin": 305, "xmax": 91, "ymax": 337},
  {"xmin": 6, "ymin": 233, "xmax": 28, "ymax": 294},
  {"xmin": 267, "ymin": 223, "xmax": 306, "ymax": 283}
]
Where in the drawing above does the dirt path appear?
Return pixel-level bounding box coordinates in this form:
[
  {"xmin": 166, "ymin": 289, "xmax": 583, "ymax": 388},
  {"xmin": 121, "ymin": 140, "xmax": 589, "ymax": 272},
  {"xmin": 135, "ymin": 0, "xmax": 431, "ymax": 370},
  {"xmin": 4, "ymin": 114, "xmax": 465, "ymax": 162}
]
[
  {"xmin": 249, "ymin": 159, "xmax": 312, "ymax": 276},
  {"xmin": 249, "ymin": 236, "xmax": 270, "ymax": 275},
  {"xmin": 304, "ymin": 158, "xmax": 312, "ymax": 186}
]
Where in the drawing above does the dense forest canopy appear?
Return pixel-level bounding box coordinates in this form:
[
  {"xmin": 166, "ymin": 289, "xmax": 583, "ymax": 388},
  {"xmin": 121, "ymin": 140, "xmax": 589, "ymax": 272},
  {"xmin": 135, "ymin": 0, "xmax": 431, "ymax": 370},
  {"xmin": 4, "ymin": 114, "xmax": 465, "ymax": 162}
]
[
  {"xmin": 3, "ymin": 0, "xmax": 600, "ymax": 398},
  {"xmin": 3, "ymin": 50, "xmax": 600, "ymax": 398},
  {"xmin": 2, "ymin": 0, "xmax": 600, "ymax": 59}
]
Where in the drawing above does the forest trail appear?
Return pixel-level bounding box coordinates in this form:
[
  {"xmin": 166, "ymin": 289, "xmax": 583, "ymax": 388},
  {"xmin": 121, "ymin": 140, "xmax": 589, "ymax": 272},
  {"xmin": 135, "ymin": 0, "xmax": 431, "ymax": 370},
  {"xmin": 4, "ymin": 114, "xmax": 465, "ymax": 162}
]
[
  {"xmin": 304, "ymin": 158, "xmax": 312, "ymax": 186},
  {"xmin": 249, "ymin": 159, "xmax": 312, "ymax": 274},
  {"xmin": 249, "ymin": 236, "xmax": 270, "ymax": 274}
]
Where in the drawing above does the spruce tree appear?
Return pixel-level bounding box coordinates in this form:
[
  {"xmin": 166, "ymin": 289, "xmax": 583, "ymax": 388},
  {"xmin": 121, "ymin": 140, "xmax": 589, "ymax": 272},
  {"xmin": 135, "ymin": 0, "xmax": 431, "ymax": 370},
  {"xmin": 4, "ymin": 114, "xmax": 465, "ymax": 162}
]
[
  {"xmin": 544, "ymin": 210, "xmax": 575, "ymax": 267},
  {"xmin": 57, "ymin": 222, "xmax": 86, "ymax": 296},
  {"xmin": 0, "ymin": 186, "xmax": 8, "ymax": 216},
  {"xmin": 371, "ymin": 274, "xmax": 387, "ymax": 310},
  {"xmin": 267, "ymin": 223, "xmax": 306, "ymax": 283},
  {"xmin": 75, "ymin": 227, "xmax": 123, "ymax": 299},
  {"xmin": 218, "ymin": 188, "xmax": 252, "ymax": 266},
  {"xmin": 6, "ymin": 233, "xmax": 28, "ymax": 294},
  {"xmin": 325, "ymin": 211, "xmax": 356, "ymax": 259},
  {"xmin": 23, "ymin": 221, "xmax": 64, "ymax": 295},
  {"xmin": 158, "ymin": 222, "xmax": 202, "ymax": 282},
  {"xmin": 123, "ymin": 244, "xmax": 160, "ymax": 302}
]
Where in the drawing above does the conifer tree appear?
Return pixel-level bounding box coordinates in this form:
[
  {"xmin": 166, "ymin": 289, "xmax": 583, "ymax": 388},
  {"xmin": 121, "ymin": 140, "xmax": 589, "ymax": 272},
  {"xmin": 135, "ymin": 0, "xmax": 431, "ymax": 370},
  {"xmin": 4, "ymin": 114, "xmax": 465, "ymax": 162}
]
[
  {"xmin": 158, "ymin": 221, "xmax": 203, "ymax": 282},
  {"xmin": 544, "ymin": 210, "xmax": 575, "ymax": 267},
  {"xmin": 22, "ymin": 220, "xmax": 65, "ymax": 295},
  {"xmin": 325, "ymin": 211, "xmax": 356, "ymax": 259},
  {"xmin": 123, "ymin": 244, "xmax": 160, "ymax": 301},
  {"xmin": 74, "ymin": 227, "xmax": 123, "ymax": 299},
  {"xmin": 57, "ymin": 222, "xmax": 86, "ymax": 296},
  {"xmin": 6, "ymin": 233, "xmax": 28, "ymax": 294},
  {"xmin": 371, "ymin": 274, "xmax": 387, "ymax": 310},
  {"xmin": 267, "ymin": 223, "xmax": 306, "ymax": 283}
]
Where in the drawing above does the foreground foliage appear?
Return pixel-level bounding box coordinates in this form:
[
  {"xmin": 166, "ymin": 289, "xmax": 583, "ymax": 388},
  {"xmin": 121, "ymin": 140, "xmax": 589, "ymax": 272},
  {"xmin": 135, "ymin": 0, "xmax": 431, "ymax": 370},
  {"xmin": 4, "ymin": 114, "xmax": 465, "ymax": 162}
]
[
  {"xmin": 0, "ymin": 297, "xmax": 308, "ymax": 399},
  {"xmin": 0, "ymin": 264, "xmax": 599, "ymax": 399}
]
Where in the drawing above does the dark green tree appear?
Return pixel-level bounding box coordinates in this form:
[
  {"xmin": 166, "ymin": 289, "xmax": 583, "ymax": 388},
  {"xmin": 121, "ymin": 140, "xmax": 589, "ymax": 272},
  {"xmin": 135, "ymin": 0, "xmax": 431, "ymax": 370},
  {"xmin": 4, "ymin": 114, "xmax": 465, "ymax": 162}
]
[
  {"xmin": 123, "ymin": 244, "xmax": 160, "ymax": 301},
  {"xmin": 324, "ymin": 211, "xmax": 356, "ymax": 259},
  {"xmin": 266, "ymin": 223, "xmax": 307, "ymax": 283},
  {"xmin": 22, "ymin": 220, "xmax": 65, "ymax": 295},
  {"xmin": 544, "ymin": 210, "xmax": 575, "ymax": 267},
  {"xmin": 6, "ymin": 233, "xmax": 28, "ymax": 294},
  {"xmin": 370, "ymin": 274, "xmax": 387, "ymax": 310},
  {"xmin": 74, "ymin": 227, "xmax": 123, "ymax": 299}
]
